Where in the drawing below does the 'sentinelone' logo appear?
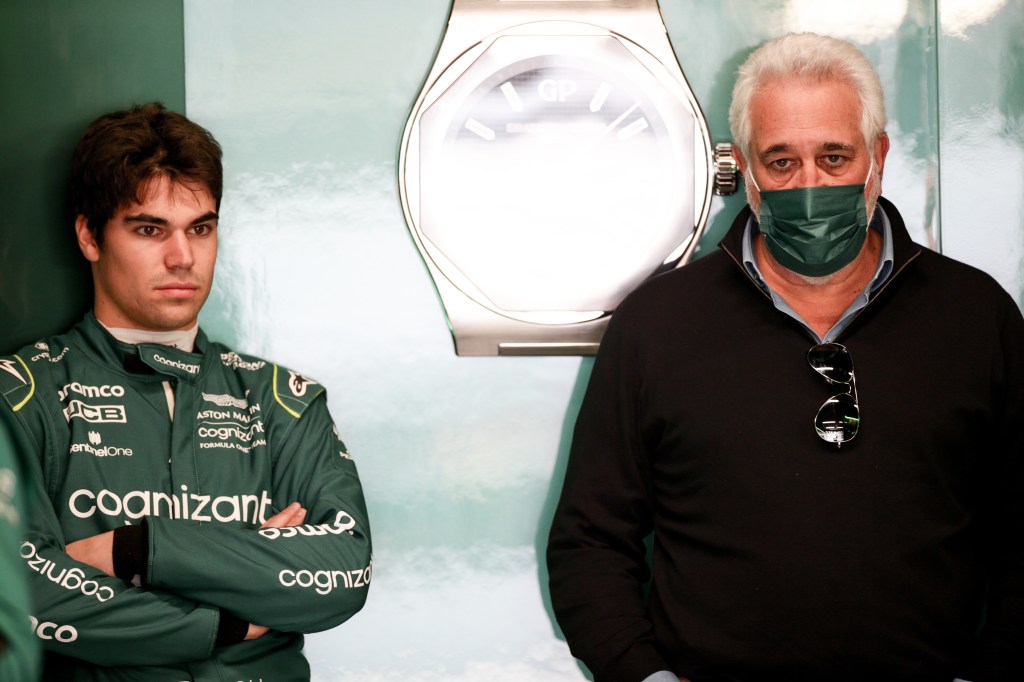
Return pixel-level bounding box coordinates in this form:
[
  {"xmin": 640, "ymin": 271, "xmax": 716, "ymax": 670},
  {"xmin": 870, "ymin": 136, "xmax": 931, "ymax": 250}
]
[{"xmin": 70, "ymin": 431, "xmax": 133, "ymax": 457}]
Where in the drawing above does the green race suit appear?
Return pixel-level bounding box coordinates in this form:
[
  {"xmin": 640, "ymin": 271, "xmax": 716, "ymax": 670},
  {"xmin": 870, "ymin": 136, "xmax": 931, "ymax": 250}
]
[
  {"xmin": 0, "ymin": 312, "xmax": 372, "ymax": 681},
  {"xmin": 0, "ymin": 411, "xmax": 41, "ymax": 681}
]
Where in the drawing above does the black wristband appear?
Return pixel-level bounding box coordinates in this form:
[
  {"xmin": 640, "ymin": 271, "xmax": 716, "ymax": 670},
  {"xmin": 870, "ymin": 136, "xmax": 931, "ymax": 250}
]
[
  {"xmin": 215, "ymin": 610, "xmax": 249, "ymax": 647},
  {"xmin": 112, "ymin": 519, "xmax": 147, "ymax": 584}
]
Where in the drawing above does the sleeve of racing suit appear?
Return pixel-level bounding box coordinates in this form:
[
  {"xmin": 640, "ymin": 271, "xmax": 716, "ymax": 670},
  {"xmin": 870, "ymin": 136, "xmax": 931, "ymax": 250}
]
[
  {"xmin": 143, "ymin": 391, "xmax": 371, "ymax": 633},
  {"xmin": 110, "ymin": 521, "xmax": 247, "ymax": 646},
  {"xmin": 546, "ymin": 302, "xmax": 673, "ymax": 682},
  {"xmin": 11, "ymin": 425, "xmax": 226, "ymax": 667},
  {"xmin": 0, "ymin": 353, "xmax": 235, "ymax": 668},
  {"xmin": 0, "ymin": 413, "xmax": 40, "ymax": 681}
]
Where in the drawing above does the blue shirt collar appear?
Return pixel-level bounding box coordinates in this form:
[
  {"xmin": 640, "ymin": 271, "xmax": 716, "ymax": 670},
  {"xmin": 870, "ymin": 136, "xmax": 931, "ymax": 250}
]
[{"xmin": 740, "ymin": 206, "xmax": 895, "ymax": 342}]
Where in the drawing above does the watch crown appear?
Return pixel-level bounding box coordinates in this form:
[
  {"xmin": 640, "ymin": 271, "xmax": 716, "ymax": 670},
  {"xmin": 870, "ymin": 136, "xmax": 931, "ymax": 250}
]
[{"xmin": 713, "ymin": 142, "xmax": 739, "ymax": 196}]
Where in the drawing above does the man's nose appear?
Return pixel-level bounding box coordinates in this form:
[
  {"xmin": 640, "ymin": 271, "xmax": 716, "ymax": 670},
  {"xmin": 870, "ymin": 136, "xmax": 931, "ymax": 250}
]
[
  {"xmin": 794, "ymin": 163, "xmax": 829, "ymax": 188},
  {"xmin": 164, "ymin": 231, "xmax": 194, "ymax": 269}
]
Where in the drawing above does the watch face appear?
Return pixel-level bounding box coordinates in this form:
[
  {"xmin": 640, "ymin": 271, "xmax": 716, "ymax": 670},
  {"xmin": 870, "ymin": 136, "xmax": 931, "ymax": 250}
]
[{"xmin": 411, "ymin": 35, "xmax": 707, "ymax": 318}]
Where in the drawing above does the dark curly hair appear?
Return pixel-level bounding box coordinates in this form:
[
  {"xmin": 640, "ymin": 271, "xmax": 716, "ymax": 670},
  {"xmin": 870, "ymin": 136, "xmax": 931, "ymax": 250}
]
[{"xmin": 71, "ymin": 102, "xmax": 222, "ymax": 245}]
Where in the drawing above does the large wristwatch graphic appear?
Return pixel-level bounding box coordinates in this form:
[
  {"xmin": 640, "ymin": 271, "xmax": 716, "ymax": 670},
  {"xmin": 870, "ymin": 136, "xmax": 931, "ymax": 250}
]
[{"xmin": 399, "ymin": 0, "xmax": 736, "ymax": 356}]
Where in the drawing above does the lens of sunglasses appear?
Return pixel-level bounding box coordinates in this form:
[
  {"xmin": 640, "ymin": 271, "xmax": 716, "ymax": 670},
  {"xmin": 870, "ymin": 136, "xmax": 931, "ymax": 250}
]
[
  {"xmin": 807, "ymin": 343, "xmax": 854, "ymax": 385},
  {"xmin": 808, "ymin": 342, "xmax": 859, "ymax": 445},
  {"xmin": 814, "ymin": 392, "xmax": 860, "ymax": 443}
]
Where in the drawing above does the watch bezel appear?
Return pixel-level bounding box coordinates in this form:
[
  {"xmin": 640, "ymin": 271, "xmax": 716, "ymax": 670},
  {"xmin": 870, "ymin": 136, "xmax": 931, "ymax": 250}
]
[{"xmin": 400, "ymin": 21, "xmax": 714, "ymax": 326}]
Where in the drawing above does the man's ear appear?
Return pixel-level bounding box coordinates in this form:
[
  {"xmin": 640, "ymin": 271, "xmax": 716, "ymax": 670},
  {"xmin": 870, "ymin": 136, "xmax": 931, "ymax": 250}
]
[
  {"xmin": 875, "ymin": 132, "xmax": 891, "ymax": 175},
  {"xmin": 733, "ymin": 144, "xmax": 748, "ymax": 175},
  {"xmin": 75, "ymin": 215, "xmax": 101, "ymax": 263}
]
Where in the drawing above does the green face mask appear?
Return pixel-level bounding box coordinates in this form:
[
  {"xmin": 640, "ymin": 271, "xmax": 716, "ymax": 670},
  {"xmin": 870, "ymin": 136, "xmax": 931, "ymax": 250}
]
[{"xmin": 754, "ymin": 174, "xmax": 870, "ymax": 278}]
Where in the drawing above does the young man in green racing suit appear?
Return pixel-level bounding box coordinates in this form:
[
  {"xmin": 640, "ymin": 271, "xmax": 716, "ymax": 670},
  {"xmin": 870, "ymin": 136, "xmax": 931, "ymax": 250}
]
[{"xmin": 0, "ymin": 103, "xmax": 371, "ymax": 681}]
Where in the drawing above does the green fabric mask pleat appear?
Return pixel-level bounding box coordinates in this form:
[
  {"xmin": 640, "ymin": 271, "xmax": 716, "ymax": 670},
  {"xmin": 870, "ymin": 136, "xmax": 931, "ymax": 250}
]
[{"xmin": 758, "ymin": 183, "xmax": 869, "ymax": 277}]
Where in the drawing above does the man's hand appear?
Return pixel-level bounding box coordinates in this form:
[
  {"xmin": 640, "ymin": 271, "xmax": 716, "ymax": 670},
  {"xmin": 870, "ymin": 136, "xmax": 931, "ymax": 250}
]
[
  {"xmin": 245, "ymin": 624, "xmax": 270, "ymax": 640},
  {"xmin": 260, "ymin": 501, "xmax": 307, "ymax": 529},
  {"xmin": 66, "ymin": 529, "xmax": 116, "ymax": 577}
]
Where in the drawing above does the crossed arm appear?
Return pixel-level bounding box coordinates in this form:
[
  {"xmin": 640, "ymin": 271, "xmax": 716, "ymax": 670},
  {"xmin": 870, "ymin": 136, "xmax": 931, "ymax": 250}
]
[{"xmin": 66, "ymin": 501, "xmax": 310, "ymax": 641}]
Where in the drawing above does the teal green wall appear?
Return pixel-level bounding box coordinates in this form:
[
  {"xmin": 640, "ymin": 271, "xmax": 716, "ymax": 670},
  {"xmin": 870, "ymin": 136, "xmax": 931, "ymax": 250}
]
[
  {"xmin": 2, "ymin": 1, "xmax": 1022, "ymax": 680},
  {"xmin": 0, "ymin": 0, "xmax": 186, "ymax": 349},
  {"xmin": 936, "ymin": 0, "xmax": 1024, "ymax": 289}
]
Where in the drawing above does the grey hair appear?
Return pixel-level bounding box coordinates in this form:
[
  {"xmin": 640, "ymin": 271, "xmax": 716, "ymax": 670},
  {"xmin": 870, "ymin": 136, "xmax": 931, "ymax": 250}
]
[{"xmin": 728, "ymin": 32, "xmax": 887, "ymax": 161}]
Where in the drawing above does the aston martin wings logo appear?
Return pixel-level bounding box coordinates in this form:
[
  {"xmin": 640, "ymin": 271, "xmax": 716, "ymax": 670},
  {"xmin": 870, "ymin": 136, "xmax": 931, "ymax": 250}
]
[
  {"xmin": 0, "ymin": 359, "xmax": 27, "ymax": 385},
  {"xmin": 202, "ymin": 392, "xmax": 249, "ymax": 409}
]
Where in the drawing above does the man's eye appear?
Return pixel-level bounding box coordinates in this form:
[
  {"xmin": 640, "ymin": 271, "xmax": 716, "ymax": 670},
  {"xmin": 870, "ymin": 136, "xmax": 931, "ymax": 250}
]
[
  {"xmin": 136, "ymin": 225, "xmax": 159, "ymax": 237},
  {"xmin": 192, "ymin": 224, "xmax": 213, "ymax": 236},
  {"xmin": 770, "ymin": 159, "xmax": 791, "ymax": 171},
  {"xmin": 823, "ymin": 155, "xmax": 845, "ymax": 167}
]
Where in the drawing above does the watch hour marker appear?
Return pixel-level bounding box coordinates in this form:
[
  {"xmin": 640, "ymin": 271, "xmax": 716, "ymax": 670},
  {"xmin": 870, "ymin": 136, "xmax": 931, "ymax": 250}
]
[
  {"xmin": 618, "ymin": 117, "xmax": 650, "ymax": 140},
  {"xmin": 465, "ymin": 118, "xmax": 495, "ymax": 141},
  {"xmin": 590, "ymin": 83, "xmax": 612, "ymax": 112},
  {"xmin": 596, "ymin": 101, "xmax": 641, "ymax": 140},
  {"xmin": 500, "ymin": 82, "xmax": 524, "ymax": 112}
]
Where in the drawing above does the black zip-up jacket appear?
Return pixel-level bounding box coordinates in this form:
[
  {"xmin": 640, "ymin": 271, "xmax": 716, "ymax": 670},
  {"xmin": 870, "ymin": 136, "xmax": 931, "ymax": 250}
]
[{"xmin": 547, "ymin": 197, "xmax": 1024, "ymax": 682}]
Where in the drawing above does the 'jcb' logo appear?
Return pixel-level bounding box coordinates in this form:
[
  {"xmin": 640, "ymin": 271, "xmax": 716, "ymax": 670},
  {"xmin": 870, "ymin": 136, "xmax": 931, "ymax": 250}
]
[{"xmin": 63, "ymin": 400, "xmax": 126, "ymax": 424}]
